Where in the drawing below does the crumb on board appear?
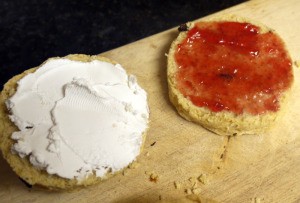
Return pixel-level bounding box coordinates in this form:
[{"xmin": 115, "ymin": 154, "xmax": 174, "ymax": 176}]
[
  {"xmin": 150, "ymin": 173, "xmax": 159, "ymax": 182},
  {"xmin": 150, "ymin": 141, "xmax": 157, "ymax": 146},
  {"xmin": 198, "ymin": 174, "xmax": 209, "ymax": 185},
  {"xmin": 187, "ymin": 177, "xmax": 198, "ymax": 189},
  {"xmin": 145, "ymin": 152, "xmax": 150, "ymax": 157},
  {"xmin": 146, "ymin": 171, "xmax": 159, "ymax": 183},
  {"xmin": 174, "ymin": 181, "xmax": 181, "ymax": 189},
  {"xmin": 182, "ymin": 176, "xmax": 202, "ymax": 196},
  {"xmin": 172, "ymin": 175, "xmax": 211, "ymax": 196},
  {"xmin": 185, "ymin": 188, "xmax": 192, "ymax": 195},
  {"xmin": 180, "ymin": 175, "xmax": 206, "ymax": 196}
]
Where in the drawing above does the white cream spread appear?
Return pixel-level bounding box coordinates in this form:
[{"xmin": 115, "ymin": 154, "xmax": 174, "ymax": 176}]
[{"xmin": 6, "ymin": 58, "xmax": 149, "ymax": 180}]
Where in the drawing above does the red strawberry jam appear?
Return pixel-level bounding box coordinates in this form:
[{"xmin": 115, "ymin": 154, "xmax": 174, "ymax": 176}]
[{"xmin": 175, "ymin": 21, "xmax": 293, "ymax": 115}]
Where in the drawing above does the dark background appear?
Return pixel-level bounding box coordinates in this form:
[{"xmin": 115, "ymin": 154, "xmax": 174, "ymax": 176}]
[{"xmin": 0, "ymin": 0, "xmax": 246, "ymax": 86}]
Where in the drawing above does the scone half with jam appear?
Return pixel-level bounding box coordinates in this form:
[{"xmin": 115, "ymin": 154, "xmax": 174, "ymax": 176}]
[{"xmin": 167, "ymin": 16, "xmax": 294, "ymax": 136}]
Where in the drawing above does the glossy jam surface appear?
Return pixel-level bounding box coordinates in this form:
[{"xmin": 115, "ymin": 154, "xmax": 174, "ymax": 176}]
[{"xmin": 175, "ymin": 21, "xmax": 293, "ymax": 115}]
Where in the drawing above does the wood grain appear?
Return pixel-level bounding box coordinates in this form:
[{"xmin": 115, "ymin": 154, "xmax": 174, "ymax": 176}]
[{"xmin": 1, "ymin": 0, "xmax": 300, "ymax": 202}]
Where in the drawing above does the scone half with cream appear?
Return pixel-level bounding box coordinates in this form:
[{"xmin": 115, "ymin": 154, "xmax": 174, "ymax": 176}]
[
  {"xmin": 167, "ymin": 16, "xmax": 294, "ymax": 136},
  {"xmin": 0, "ymin": 54, "xmax": 149, "ymax": 190}
]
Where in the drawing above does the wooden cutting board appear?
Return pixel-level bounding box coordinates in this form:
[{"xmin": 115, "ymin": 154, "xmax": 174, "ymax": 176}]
[{"xmin": 1, "ymin": 0, "xmax": 300, "ymax": 202}]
